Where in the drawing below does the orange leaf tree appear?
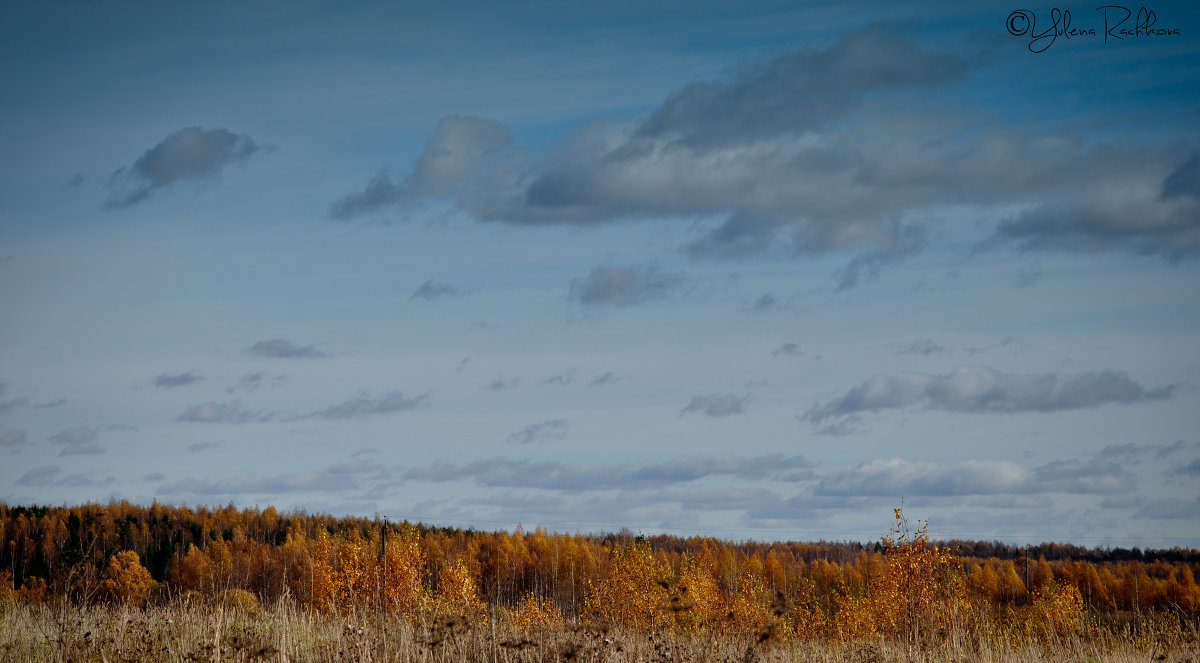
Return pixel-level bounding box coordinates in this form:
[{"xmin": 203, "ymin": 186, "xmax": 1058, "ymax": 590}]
[{"xmin": 101, "ymin": 550, "xmax": 154, "ymax": 605}]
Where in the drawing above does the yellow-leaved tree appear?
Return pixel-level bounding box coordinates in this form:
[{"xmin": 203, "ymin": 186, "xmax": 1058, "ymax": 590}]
[
  {"xmin": 584, "ymin": 539, "xmax": 673, "ymax": 630},
  {"xmin": 436, "ymin": 557, "xmax": 487, "ymax": 621},
  {"xmin": 102, "ymin": 550, "xmax": 154, "ymax": 605},
  {"xmin": 862, "ymin": 507, "xmax": 965, "ymax": 643}
]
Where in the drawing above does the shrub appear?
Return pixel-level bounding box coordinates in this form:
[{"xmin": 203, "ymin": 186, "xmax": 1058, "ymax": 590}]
[
  {"xmin": 218, "ymin": 588, "xmax": 263, "ymax": 617},
  {"xmin": 101, "ymin": 550, "xmax": 153, "ymax": 606}
]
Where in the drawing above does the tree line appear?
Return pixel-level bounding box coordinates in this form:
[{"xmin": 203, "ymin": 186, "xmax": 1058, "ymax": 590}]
[{"xmin": 2, "ymin": 501, "xmax": 1197, "ymax": 639}]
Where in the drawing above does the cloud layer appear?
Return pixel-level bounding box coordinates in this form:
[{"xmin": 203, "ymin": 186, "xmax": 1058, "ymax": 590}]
[
  {"xmin": 804, "ymin": 366, "xmax": 1173, "ymax": 424},
  {"xmin": 817, "ymin": 457, "xmax": 1134, "ymax": 497},
  {"xmin": 328, "ymin": 26, "xmax": 1198, "ymax": 281},
  {"xmin": 405, "ymin": 454, "xmax": 812, "ymax": 492}
]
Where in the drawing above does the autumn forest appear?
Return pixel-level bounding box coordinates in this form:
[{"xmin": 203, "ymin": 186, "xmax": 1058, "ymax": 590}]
[{"xmin": 2, "ymin": 501, "xmax": 1199, "ymax": 661}]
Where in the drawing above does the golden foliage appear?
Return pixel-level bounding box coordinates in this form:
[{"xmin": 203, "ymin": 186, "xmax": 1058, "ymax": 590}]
[
  {"xmin": 379, "ymin": 535, "xmax": 427, "ymax": 617},
  {"xmin": 1027, "ymin": 579, "xmax": 1085, "ymax": 639},
  {"xmin": 436, "ymin": 557, "xmax": 487, "ymax": 621},
  {"xmin": 177, "ymin": 544, "xmax": 214, "ymax": 593},
  {"xmin": 0, "ymin": 569, "xmax": 14, "ymax": 606},
  {"xmin": 101, "ymin": 550, "xmax": 154, "ymax": 605},
  {"xmin": 584, "ymin": 539, "xmax": 672, "ymax": 629},
  {"xmin": 510, "ymin": 590, "xmax": 564, "ymax": 632},
  {"xmin": 859, "ymin": 507, "xmax": 965, "ymax": 642}
]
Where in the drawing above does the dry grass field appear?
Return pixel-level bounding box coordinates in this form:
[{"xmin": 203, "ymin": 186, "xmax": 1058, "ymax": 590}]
[{"xmin": 1, "ymin": 598, "xmax": 1197, "ymax": 663}]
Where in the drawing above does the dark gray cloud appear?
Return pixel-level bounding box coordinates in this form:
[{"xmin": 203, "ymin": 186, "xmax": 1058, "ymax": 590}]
[
  {"xmin": 680, "ymin": 394, "xmax": 747, "ymax": 417},
  {"xmin": 411, "ymin": 279, "xmax": 471, "ymax": 301},
  {"xmin": 176, "ymin": 401, "xmax": 269, "ymax": 424},
  {"xmin": 1161, "ymin": 153, "xmax": 1200, "ymax": 201},
  {"xmin": 331, "ymin": 116, "xmax": 512, "ymax": 219},
  {"xmin": 48, "ymin": 426, "xmax": 104, "ymax": 456},
  {"xmin": 1016, "ymin": 266, "xmax": 1043, "ymax": 288},
  {"xmin": 303, "ymin": 391, "xmax": 428, "ymax": 420},
  {"xmin": 329, "ymin": 171, "xmax": 407, "ymax": 220},
  {"xmin": 588, "ymin": 372, "xmax": 621, "ymax": 386},
  {"xmin": 143, "ymin": 472, "xmax": 166, "ymax": 482},
  {"xmin": 106, "ymin": 127, "xmax": 261, "ymax": 207},
  {"xmin": 0, "ymin": 382, "xmax": 29, "ymax": 414},
  {"xmin": 0, "ymin": 426, "xmax": 27, "ymax": 449},
  {"xmin": 540, "ymin": 369, "xmax": 577, "ymax": 387},
  {"xmin": 1099, "ymin": 440, "xmax": 1199, "ymax": 462},
  {"xmin": 506, "ymin": 419, "xmax": 570, "ymax": 445},
  {"xmin": 17, "ymin": 465, "xmax": 60, "ymax": 487},
  {"xmin": 249, "ymin": 339, "xmax": 325, "ymax": 359},
  {"xmin": 1133, "ymin": 496, "xmax": 1200, "ymax": 520},
  {"xmin": 1031, "ymin": 458, "xmax": 1137, "ymax": 494},
  {"xmin": 153, "ymin": 371, "xmax": 203, "ymax": 388},
  {"xmin": 568, "ymin": 266, "xmax": 691, "ymax": 307},
  {"xmin": 59, "ymin": 473, "xmax": 116, "ymax": 488},
  {"xmin": 186, "ymin": 441, "xmax": 222, "ymax": 453},
  {"xmin": 1170, "ymin": 459, "xmax": 1200, "ymax": 476},
  {"xmin": 487, "ymin": 375, "xmax": 520, "ymax": 391},
  {"xmin": 227, "ymin": 372, "xmax": 287, "ymax": 394},
  {"xmin": 772, "ymin": 343, "xmax": 804, "ymax": 357},
  {"xmin": 405, "ymin": 453, "xmax": 811, "ymax": 492},
  {"xmin": 812, "ymin": 415, "xmax": 863, "ymax": 437},
  {"xmin": 816, "ymin": 456, "xmax": 1134, "ymax": 497},
  {"xmin": 988, "ymin": 149, "xmax": 1200, "ymax": 260},
  {"xmin": 833, "ymin": 224, "xmax": 928, "ymax": 291},
  {"xmin": 746, "ymin": 293, "xmax": 784, "ymax": 312},
  {"xmin": 803, "ymin": 366, "xmax": 1173, "ymax": 424},
  {"xmin": 635, "ymin": 24, "xmax": 967, "ymax": 149},
  {"xmin": 895, "ymin": 339, "xmax": 945, "ymax": 356}
]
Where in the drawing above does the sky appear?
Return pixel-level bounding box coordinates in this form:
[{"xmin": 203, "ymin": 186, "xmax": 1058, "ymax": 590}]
[{"xmin": 1, "ymin": 0, "xmax": 1199, "ymax": 548}]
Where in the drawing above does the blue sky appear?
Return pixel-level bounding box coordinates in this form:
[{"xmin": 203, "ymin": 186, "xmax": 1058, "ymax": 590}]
[{"xmin": 2, "ymin": 0, "xmax": 1199, "ymax": 547}]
